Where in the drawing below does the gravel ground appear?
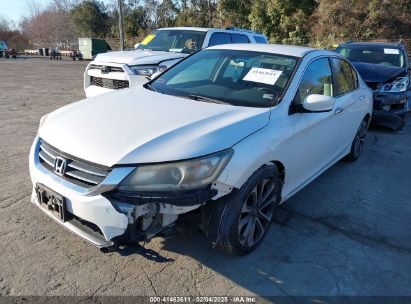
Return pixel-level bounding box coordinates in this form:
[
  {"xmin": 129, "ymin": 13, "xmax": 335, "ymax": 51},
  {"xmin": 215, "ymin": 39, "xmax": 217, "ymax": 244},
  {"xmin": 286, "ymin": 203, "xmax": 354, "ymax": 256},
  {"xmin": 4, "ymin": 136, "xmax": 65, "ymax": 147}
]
[{"xmin": 0, "ymin": 57, "xmax": 411, "ymax": 299}]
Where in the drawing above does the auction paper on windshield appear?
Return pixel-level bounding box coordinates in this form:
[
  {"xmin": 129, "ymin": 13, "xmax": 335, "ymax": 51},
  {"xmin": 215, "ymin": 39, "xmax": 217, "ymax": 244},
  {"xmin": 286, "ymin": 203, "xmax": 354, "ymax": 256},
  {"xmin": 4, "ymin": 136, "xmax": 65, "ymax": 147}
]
[{"xmin": 243, "ymin": 68, "xmax": 283, "ymax": 85}]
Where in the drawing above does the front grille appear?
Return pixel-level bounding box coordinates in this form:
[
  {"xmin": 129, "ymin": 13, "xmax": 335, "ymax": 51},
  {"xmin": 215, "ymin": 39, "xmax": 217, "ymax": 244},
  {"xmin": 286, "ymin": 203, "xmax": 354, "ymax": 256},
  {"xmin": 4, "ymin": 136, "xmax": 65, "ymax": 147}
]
[
  {"xmin": 90, "ymin": 76, "xmax": 129, "ymax": 90},
  {"xmin": 89, "ymin": 64, "xmax": 124, "ymax": 73},
  {"xmin": 38, "ymin": 140, "xmax": 111, "ymax": 188}
]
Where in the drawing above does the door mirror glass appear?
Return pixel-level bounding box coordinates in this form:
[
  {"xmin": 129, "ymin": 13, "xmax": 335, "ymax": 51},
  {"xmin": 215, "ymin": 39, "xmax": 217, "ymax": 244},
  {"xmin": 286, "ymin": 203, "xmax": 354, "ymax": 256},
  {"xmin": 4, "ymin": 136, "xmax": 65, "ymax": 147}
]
[{"xmin": 303, "ymin": 94, "xmax": 335, "ymax": 112}]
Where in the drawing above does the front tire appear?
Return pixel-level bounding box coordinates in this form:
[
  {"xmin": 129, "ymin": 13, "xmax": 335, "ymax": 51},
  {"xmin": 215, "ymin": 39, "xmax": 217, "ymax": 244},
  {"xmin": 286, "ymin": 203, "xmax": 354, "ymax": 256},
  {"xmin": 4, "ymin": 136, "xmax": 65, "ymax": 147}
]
[
  {"xmin": 344, "ymin": 118, "xmax": 368, "ymax": 162},
  {"xmin": 204, "ymin": 165, "xmax": 281, "ymax": 256}
]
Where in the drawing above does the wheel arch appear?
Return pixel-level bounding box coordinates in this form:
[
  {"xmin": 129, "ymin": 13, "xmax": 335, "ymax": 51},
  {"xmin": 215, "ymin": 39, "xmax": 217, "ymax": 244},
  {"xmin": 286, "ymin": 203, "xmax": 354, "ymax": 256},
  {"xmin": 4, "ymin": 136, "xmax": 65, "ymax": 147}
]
[
  {"xmin": 270, "ymin": 160, "xmax": 285, "ymax": 185},
  {"xmin": 364, "ymin": 113, "xmax": 372, "ymax": 126}
]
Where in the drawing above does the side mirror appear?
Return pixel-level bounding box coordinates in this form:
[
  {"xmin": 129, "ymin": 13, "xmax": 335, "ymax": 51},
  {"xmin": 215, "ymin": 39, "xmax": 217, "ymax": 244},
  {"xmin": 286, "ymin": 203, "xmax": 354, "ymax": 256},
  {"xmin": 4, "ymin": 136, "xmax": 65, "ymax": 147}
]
[{"xmin": 302, "ymin": 94, "xmax": 335, "ymax": 112}]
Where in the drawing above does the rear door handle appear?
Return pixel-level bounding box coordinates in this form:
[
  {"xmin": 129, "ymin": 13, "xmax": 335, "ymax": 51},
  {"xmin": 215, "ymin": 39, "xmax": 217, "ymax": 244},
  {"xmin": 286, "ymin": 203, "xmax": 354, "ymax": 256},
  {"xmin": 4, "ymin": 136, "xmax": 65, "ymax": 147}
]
[
  {"xmin": 359, "ymin": 95, "xmax": 366, "ymax": 101},
  {"xmin": 335, "ymin": 107, "xmax": 344, "ymax": 114}
]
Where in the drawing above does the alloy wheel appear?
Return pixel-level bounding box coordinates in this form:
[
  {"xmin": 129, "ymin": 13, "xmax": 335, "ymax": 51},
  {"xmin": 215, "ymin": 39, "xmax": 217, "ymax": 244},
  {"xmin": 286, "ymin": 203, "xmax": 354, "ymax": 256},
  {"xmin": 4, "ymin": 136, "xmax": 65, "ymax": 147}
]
[
  {"xmin": 238, "ymin": 178, "xmax": 276, "ymax": 248},
  {"xmin": 354, "ymin": 120, "xmax": 368, "ymax": 158}
]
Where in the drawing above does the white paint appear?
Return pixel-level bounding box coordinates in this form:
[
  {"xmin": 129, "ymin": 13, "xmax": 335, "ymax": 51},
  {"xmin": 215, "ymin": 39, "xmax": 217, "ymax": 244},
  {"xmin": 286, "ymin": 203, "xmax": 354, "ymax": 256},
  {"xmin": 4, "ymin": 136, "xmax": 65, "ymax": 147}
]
[
  {"xmin": 384, "ymin": 48, "xmax": 400, "ymax": 55},
  {"xmin": 243, "ymin": 68, "xmax": 283, "ymax": 85}
]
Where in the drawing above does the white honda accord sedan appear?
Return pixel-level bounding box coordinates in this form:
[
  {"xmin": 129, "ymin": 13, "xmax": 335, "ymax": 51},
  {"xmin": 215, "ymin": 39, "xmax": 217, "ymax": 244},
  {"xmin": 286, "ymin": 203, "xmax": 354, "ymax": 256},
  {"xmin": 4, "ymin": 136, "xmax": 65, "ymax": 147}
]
[{"xmin": 29, "ymin": 44, "xmax": 372, "ymax": 255}]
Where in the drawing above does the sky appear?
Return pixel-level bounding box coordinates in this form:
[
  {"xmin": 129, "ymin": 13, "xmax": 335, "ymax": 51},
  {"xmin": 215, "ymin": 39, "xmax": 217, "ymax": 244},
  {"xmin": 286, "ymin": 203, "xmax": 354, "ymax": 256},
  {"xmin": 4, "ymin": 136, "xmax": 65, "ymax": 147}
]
[{"xmin": 0, "ymin": 0, "xmax": 113, "ymax": 24}]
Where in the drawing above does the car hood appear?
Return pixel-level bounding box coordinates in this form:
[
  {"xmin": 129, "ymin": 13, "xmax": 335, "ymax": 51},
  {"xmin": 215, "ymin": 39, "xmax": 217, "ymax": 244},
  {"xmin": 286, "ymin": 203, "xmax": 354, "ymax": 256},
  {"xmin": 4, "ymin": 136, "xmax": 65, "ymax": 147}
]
[
  {"xmin": 39, "ymin": 88, "xmax": 270, "ymax": 167},
  {"xmin": 352, "ymin": 62, "xmax": 407, "ymax": 84},
  {"xmin": 94, "ymin": 50, "xmax": 187, "ymax": 65}
]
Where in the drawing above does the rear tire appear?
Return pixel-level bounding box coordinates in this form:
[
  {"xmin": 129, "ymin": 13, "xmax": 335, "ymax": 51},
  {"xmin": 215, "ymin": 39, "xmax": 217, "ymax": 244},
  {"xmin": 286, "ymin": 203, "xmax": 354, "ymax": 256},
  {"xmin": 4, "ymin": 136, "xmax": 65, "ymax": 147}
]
[
  {"xmin": 344, "ymin": 118, "xmax": 368, "ymax": 162},
  {"xmin": 204, "ymin": 165, "xmax": 281, "ymax": 256}
]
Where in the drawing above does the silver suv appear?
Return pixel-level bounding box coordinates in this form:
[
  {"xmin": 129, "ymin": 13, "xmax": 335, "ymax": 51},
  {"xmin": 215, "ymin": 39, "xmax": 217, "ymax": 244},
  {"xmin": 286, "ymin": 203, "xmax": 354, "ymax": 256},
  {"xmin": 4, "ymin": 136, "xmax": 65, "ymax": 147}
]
[{"xmin": 84, "ymin": 27, "xmax": 268, "ymax": 97}]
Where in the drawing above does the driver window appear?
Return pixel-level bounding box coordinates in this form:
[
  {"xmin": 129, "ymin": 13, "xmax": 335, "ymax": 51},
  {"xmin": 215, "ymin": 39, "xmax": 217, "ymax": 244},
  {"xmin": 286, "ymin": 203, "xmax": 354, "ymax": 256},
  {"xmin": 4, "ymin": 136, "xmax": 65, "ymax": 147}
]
[{"xmin": 294, "ymin": 58, "xmax": 333, "ymax": 106}]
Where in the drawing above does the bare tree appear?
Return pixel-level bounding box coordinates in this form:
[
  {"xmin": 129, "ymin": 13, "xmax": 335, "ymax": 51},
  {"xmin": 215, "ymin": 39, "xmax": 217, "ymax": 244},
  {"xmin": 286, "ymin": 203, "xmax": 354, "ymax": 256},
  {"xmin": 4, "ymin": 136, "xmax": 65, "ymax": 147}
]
[{"xmin": 21, "ymin": 0, "xmax": 77, "ymax": 48}]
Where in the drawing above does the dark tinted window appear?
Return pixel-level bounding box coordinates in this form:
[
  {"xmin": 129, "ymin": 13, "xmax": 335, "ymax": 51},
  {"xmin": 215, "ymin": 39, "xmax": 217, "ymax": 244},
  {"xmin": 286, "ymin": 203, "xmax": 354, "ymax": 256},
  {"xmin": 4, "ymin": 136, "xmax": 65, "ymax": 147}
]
[
  {"xmin": 331, "ymin": 58, "xmax": 357, "ymax": 95},
  {"xmin": 294, "ymin": 58, "xmax": 333, "ymax": 105},
  {"xmin": 254, "ymin": 36, "xmax": 267, "ymax": 44},
  {"xmin": 208, "ymin": 33, "xmax": 231, "ymax": 47},
  {"xmin": 336, "ymin": 46, "xmax": 406, "ymax": 68},
  {"xmin": 231, "ymin": 34, "xmax": 250, "ymax": 43}
]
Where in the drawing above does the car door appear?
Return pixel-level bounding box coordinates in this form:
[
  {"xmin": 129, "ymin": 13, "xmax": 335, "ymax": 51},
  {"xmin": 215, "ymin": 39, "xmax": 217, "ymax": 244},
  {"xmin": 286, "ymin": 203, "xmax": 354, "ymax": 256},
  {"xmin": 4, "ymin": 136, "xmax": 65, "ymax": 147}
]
[
  {"xmin": 285, "ymin": 57, "xmax": 342, "ymax": 192},
  {"xmin": 330, "ymin": 57, "xmax": 366, "ymax": 151}
]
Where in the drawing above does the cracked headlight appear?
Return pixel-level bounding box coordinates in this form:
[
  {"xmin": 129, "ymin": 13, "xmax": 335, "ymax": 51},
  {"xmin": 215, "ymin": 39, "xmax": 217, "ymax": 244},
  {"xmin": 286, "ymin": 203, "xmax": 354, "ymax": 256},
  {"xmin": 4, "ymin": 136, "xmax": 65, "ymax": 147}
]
[
  {"xmin": 118, "ymin": 149, "xmax": 233, "ymax": 192},
  {"xmin": 379, "ymin": 77, "xmax": 410, "ymax": 93},
  {"xmin": 129, "ymin": 65, "xmax": 167, "ymax": 77}
]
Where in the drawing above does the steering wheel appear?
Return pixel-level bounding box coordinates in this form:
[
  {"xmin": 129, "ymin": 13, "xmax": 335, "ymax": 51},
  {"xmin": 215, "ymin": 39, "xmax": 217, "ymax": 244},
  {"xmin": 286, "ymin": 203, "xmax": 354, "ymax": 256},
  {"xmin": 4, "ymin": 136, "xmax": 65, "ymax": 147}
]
[{"xmin": 257, "ymin": 87, "xmax": 279, "ymax": 96}]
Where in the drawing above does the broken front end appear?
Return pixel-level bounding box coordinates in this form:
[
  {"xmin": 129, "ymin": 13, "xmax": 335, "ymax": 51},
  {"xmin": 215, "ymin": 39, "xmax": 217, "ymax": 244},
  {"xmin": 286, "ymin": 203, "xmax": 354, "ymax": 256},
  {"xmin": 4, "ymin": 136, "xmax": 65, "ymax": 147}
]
[{"xmin": 370, "ymin": 76, "xmax": 410, "ymax": 130}]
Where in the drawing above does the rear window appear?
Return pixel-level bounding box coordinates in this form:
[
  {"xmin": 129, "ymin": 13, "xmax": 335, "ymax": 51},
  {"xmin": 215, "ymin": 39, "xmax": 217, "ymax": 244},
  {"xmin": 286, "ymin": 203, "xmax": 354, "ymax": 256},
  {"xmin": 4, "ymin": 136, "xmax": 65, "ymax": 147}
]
[
  {"xmin": 231, "ymin": 34, "xmax": 250, "ymax": 43},
  {"xmin": 208, "ymin": 33, "xmax": 231, "ymax": 47},
  {"xmin": 254, "ymin": 36, "xmax": 267, "ymax": 44}
]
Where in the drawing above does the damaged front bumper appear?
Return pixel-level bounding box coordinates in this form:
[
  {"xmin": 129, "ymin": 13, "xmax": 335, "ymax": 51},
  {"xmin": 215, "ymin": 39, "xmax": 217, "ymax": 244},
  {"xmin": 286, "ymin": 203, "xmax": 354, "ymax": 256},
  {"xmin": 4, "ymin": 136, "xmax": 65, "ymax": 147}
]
[
  {"xmin": 29, "ymin": 137, "xmax": 221, "ymax": 249},
  {"xmin": 372, "ymin": 90, "xmax": 410, "ymax": 129}
]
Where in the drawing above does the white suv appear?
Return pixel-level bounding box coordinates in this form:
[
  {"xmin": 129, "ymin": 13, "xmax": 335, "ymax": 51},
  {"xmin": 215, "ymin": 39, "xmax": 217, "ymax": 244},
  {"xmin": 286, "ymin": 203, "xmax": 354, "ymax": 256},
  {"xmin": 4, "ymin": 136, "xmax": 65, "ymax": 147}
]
[
  {"xmin": 31, "ymin": 44, "xmax": 372, "ymax": 255},
  {"xmin": 84, "ymin": 27, "xmax": 268, "ymax": 97}
]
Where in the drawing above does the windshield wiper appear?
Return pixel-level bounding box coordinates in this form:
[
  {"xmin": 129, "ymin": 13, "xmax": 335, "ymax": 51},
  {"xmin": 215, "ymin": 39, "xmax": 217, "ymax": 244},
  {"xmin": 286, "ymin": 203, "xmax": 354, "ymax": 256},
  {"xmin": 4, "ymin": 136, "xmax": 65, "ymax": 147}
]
[{"xmin": 187, "ymin": 94, "xmax": 228, "ymax": 105}]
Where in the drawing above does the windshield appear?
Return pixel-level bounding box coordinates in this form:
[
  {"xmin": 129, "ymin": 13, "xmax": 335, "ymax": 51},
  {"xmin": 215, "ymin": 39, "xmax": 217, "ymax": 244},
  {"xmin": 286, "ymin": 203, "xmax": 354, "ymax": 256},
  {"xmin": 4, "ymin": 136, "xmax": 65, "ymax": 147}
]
[
  {"xmin": 150, "ymin": 49, "xmax": 298, "ymax": 107},
  {"xmin": 137, "ymin": 30, "xmax": 206, "ymax": 54},
  {"xmin": 337, "ymin": 46, "xmax": 406, "ymax": 68}
]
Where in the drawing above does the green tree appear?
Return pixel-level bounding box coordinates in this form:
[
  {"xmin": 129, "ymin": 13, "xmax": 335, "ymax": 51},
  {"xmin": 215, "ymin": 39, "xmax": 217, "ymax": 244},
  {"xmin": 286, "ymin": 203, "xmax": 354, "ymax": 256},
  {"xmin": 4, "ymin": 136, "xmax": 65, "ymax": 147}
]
[
  {"xmin": 249, "ymin": 0, "xmax": 316, "ymax": 44},
  {"xmin": 156, "ymin": 0, "xmax": 179, "ymax": 28},
  {"xmin": 124, "ymin": 5, "xmax": 150, "ymax": 37},
  {"xmin": 69, "ymin": 0, "xmax": 109, "ymax": 38},
  {"xmin": 217, "ymin": 0, "xmax": 251, "ymax": 28},
  {"xmin": 310, "ymin": 0, "xmax": 411, "ymax": 47},
  {"xmin": 174, "ymin": 0, "xmax": 218, "ymax": 27}
]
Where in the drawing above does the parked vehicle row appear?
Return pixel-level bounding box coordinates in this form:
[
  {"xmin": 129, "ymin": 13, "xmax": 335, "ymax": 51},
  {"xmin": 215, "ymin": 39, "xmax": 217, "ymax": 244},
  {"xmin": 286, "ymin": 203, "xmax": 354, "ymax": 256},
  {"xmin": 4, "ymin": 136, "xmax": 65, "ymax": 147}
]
[{"xmin": 30, "ymin": 42, "xmax": 373, "ymax": 255}]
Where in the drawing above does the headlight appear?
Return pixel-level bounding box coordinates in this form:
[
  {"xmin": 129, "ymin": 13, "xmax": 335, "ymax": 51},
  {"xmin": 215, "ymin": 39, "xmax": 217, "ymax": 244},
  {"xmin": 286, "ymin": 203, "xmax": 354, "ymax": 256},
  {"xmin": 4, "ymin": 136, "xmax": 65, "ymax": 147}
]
[
  {"xmin": 118, "ymin": 149, "xmax": 233, "ymax": 192},
  {"xmin": 379, "ymin": 77, "xmax": 410, "ymax": 93},
  {"xmin": 129, "ymin": 65, "xmax": 167, "ymax": 77}
]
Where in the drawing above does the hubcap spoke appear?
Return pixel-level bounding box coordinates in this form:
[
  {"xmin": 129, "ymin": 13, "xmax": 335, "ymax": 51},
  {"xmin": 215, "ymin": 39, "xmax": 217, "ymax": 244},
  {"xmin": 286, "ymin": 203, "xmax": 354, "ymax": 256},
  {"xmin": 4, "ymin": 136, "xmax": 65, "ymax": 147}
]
[
  {"xmin": 258, "ymin": 210, "xmax": 272, "ymax": 223},
  {"xmin": 246, "ymin": 218, "xmax": 256, "ymax": 247},
  {"xmin": 255, "ymin": 217, "xmax": 265, "ymax": 236},
  {"xmin": 239, "ymin": 215, "xmax": 252, "ymax": 231}
]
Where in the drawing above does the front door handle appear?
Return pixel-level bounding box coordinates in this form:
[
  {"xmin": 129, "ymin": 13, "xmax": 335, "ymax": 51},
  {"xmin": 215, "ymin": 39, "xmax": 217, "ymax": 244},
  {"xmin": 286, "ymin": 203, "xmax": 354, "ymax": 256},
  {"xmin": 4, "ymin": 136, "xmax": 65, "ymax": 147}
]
[
  {"xmin": 359, "ymin": 95, "xmax": 366, "ymax": 101},
  {"xmin": 335, "ymin": 107, "xmax": 344, "ymax": 114}
]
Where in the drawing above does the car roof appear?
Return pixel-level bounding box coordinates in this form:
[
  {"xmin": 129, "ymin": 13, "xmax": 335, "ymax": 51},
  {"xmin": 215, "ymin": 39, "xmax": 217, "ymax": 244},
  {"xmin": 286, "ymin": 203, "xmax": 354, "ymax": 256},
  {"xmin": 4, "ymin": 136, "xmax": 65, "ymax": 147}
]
[
  {"xmin": 158, "ymin": 27, "xmax": 212, "ymax": 32},
  {"xmin": 207, "ymin": 43, "xmax": 319, "ymax": 57},
  {"xmin": 157, "ymin": 27, "xmax": 265, "ymax": 36},
  {"xmin": 338, "ymin": 42, "xmax": 404, "ymax": 49}
]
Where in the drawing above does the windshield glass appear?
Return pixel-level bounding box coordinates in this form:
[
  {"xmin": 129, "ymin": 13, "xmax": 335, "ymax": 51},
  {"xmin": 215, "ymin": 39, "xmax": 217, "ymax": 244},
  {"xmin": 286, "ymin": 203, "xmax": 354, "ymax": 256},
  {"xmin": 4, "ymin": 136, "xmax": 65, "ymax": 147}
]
[
  {"xmin": 137, "ymin": 30, "xmax": 206, "ymax": 54},
  {"xmin": 150, "ymin": 49, "xmax": 298, "ymax": 107},
  {"xmin": 337, "ymin": 46, "xmax": 406, "ymax": 68}
]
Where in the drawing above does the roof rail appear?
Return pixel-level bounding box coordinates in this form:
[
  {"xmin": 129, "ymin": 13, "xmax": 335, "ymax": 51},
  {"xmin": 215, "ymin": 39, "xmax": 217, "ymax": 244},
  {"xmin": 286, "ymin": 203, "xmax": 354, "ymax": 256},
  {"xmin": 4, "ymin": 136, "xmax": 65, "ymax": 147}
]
[{"xmin": 224, "ymin": 27, "xmax": 262, "ymax": 35}]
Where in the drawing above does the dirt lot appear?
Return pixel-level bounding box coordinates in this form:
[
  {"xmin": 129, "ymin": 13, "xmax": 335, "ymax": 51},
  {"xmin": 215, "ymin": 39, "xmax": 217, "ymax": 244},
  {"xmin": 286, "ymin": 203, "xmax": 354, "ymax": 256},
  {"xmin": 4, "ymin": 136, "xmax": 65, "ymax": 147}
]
[{"xmin": 0, "ymin": 58, "xmax": 411, "ymax": 299}]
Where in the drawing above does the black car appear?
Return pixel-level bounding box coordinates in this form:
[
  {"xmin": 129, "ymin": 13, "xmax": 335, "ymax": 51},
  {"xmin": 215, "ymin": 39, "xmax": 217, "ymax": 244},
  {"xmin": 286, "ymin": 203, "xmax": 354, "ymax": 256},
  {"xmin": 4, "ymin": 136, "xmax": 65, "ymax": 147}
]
[{"xmin": 335, "ymin": 41, "xmax": 410, "ymax": 130}]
